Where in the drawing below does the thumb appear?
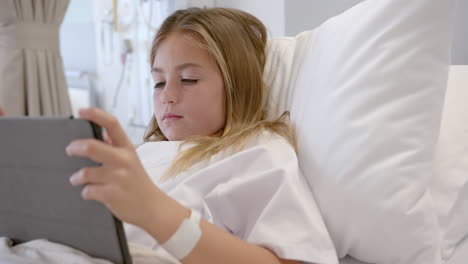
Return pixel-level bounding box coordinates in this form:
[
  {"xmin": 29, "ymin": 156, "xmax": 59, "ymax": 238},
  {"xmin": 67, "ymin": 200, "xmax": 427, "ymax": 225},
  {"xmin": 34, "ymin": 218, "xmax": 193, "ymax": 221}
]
[{"xmin": 0, "ymin": 107, "xmax": 5, "ymax": 116}]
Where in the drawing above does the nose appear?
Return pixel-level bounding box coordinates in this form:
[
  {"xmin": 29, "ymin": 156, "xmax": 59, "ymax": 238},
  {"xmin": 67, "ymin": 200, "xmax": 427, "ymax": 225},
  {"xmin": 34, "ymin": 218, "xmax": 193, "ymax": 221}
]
[{"xmin": 160, "ymin": 81, "xmax": 180, "ymax": 105}]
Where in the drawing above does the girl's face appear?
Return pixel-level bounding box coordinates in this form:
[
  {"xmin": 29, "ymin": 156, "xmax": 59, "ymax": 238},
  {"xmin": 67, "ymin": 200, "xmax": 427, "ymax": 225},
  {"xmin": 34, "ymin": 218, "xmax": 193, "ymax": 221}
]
[{"xmin": 151, "ymin": 32, "xmax": 226, "ymax": 141}]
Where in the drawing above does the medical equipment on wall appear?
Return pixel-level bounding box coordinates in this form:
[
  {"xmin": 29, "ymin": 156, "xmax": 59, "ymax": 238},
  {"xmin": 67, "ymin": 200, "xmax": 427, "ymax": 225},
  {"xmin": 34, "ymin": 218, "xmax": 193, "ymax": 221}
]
[
  {"xmin": 116, "ymin": 0, "xmax": 137, "ymax": 32},
  {"xmin": 112, "ymin": 39, "xmax": 133, "ymax": 109},
  {"xmin": 99, "ymin": 0, "xmax": 137, "ymax": 66},
  {"xmin": 99, "ymin": 8, "xmax": 114, "ymax": 65}
]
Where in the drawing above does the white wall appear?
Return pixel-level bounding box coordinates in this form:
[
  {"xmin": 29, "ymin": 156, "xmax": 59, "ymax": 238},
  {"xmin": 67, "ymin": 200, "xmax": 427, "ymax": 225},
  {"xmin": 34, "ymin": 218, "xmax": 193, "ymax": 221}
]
[
  {"xmin": 216, "ymin": 0, "xmax": 285, "ymax": 38},
  {"xmin": 60, "ymin": 0, "xmax": 97, "ymax": 74},
  {"xmin": 285, "ymin": 0, "xmax": 363, "ymax": 36},
  {"xmin": 284, "ymin": 0, "xmax": 467, "ymax": 64},
  {"xmin": 452, "ymin": 0, "xmax": 468, "ymax": 65}
]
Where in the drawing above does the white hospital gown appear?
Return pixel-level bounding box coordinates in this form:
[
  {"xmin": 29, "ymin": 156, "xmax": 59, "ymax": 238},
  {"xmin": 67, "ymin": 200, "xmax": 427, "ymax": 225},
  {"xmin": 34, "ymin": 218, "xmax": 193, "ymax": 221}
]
[{"xmin": 125, "ymin": 130, "xmax": 338, "ymax": 264}]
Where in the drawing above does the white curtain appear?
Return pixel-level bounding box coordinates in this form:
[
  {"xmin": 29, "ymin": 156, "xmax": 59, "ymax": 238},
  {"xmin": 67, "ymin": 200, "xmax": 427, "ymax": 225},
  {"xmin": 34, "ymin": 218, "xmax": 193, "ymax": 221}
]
[{"xmin": 0, "ymin": 0, "xmax": 72, "ymax": 116}]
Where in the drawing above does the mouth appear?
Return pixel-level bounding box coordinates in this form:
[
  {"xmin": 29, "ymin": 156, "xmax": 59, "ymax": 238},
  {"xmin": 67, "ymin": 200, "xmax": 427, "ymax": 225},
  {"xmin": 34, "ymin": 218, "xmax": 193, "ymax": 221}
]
[{"xmin": 163, "ymin": 114, "xmax": 183, "ymax": 121}]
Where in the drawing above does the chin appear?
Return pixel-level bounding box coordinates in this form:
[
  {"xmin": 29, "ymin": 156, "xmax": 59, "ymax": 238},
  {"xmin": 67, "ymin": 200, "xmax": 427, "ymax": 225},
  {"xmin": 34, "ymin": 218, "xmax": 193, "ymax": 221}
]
[
  {"xmin": 164, "ymin": 131, "xmax": 184, "ymax": 141},
  {"xmin": 167, "ymin": 136, "xmax": 182, "ymax": 141}
]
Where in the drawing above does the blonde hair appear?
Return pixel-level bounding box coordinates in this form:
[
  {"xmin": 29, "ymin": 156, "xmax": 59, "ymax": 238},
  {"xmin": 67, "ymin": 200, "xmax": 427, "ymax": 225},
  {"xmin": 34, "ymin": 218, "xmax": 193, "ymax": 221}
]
[{"xmin": 144, "ymin": 7, "xmax": 296, "ymax": 180}]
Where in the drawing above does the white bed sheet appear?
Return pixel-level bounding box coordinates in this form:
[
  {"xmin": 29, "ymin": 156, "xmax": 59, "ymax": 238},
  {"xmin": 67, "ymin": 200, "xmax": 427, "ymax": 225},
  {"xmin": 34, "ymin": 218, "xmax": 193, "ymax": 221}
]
[
  {"xmin": 338, "ymin": 237, "xmax": 468, "ymax": 264},
  {"xmin": 446, "ymin": 237, "xmax": 468, "ymax": 264},
  {"xmin": 339, "ymin": 256, "xmax": 371, "ymax": 264},
  {"xmin": 2, "ymin": 235, "xmax": 466, "ymax": 264}
]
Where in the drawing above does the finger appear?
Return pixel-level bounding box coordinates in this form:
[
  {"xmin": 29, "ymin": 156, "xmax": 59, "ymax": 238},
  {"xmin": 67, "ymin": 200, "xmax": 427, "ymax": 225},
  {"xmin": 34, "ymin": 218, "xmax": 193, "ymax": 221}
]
[
  {"xmin": 81, "ymin": 184, "xmax": 117, "ymax": 210},
  {"xmin": 81, "ymin": 184, "xmax": 108, "ymax": 203},
  {"xmin": 0, "ymin": 107, "xmax": 5, "ymax": 116},
  {"xmin": 69, "ymin": 166, "xmax": 117, "ymax": 186},
  {"xmin": 103, "ymin": 131, "xmax": 113, "ymax": 145},
  {"xmin": 66, "ymin": 139, "xmax": 130, "ymax": 167},
  {"xmin": 78, "ymin": 108, "xmax": 133, "ymax": 149}
]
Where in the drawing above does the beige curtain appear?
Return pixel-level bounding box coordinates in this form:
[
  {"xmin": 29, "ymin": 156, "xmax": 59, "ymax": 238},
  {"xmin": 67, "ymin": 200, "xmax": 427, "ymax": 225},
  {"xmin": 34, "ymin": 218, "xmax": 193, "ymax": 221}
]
[{"xmin": 0, "ymin": 0, "xmax": 72, "ymax": 116}]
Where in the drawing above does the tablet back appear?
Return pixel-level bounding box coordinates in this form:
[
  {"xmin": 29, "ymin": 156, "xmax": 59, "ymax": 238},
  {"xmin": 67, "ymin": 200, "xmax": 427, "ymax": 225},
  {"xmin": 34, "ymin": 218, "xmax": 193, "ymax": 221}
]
[{"xmin": 0, "ymin": 117, "xmax": 131, "ymax": 264}]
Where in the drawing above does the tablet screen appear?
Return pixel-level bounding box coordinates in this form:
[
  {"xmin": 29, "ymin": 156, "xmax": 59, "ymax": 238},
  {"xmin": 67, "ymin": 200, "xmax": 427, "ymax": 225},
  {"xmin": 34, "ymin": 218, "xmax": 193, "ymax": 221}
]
[{"xmin": 0, "ymin": 117, "xmax": 131, "ymax": 264}]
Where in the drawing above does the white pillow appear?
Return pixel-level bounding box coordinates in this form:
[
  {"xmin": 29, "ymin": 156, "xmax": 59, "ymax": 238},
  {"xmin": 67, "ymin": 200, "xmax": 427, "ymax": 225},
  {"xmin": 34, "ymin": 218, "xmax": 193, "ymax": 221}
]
[
  {"xmin": 263, "ymin": 0, "xmax": 456, "ymax": 263},
  {"xmin": 432, "ymin": 65, "xmax": 468, "ymax": 261}
]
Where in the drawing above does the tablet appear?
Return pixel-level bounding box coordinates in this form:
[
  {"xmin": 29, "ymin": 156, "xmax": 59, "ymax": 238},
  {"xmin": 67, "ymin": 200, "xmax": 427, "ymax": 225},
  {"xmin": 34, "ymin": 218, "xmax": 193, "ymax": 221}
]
[{"xmin": 0, "ymin": 116, "xmax": 132, "ymax": 264}]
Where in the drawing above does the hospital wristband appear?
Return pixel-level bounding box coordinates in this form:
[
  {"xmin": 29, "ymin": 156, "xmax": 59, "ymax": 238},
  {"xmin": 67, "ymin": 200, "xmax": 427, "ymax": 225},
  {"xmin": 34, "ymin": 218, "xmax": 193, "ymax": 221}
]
[{"xmin": 161, "ymin": 209, "xmax": 202, "ymax": 260}]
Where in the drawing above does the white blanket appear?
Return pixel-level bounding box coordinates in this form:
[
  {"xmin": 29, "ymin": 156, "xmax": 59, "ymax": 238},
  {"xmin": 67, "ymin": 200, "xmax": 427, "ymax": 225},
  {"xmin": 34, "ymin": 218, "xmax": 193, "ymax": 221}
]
[{"xmin": 0, "ymin": 237, "xmax": 178, "ymax": 264}]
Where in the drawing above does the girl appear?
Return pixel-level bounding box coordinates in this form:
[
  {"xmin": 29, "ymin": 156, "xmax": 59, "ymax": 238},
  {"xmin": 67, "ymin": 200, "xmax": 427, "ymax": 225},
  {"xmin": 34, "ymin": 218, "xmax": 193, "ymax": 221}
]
[{"xmin": 0, "ymin": 8, "xmax": 336, "ymax": 264}]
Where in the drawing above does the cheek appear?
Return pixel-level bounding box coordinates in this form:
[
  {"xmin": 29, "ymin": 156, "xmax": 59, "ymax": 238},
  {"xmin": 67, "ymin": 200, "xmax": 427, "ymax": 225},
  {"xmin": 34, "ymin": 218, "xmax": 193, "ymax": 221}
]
[
  {"xmin": 191, "ymin": 89, "xmax": 225, "ymax": 127},
  {"xmin": 153, "ymin": 91, "xmax": 160, "ymax": 107},
  {"xmin": 153, "ymin": 91, "xmax": 162, "ymax": 117},
  {"xmin": 213, "ymin": 86, "xmax": 225, "ymax": 119}
]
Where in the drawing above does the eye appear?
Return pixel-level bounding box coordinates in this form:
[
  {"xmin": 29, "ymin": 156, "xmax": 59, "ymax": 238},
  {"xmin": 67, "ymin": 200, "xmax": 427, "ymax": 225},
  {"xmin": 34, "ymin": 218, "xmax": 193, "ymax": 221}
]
[
  {"xmin": 182, "ymin": 79, "xmax": 198, "ymax": 85},
  {"xmin": 154, "ymin": 82, "xmax": 165, "ymax": 89}
]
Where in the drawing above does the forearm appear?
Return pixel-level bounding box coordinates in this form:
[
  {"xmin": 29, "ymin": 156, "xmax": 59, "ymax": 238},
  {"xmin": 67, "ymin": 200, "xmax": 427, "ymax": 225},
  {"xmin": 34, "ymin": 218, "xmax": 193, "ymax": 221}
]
[
  {"xmin": 182, "ymin": 220, "xmax": 287, "ymax": 264},
  {"xmin": 141, "ymin": 190, "xmax": 296, "ymax": 264}
]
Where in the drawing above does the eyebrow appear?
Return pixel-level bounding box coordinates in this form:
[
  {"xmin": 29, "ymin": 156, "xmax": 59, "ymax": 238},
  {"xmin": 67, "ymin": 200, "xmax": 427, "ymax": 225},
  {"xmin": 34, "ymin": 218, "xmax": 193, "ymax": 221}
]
[{"xmin": 151, "ymin": 63, "xmax": 202, "ymax": 73}]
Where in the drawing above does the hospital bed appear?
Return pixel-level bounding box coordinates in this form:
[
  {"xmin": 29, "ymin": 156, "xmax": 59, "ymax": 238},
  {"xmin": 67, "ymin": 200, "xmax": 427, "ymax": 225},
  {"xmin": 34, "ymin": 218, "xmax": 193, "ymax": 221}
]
[
  {"xmin": 66, "ymin": 70, "xmax": 98, "ymax": 118},
  {"xmin": 340, "ymin": 238, "xmax": 468, "ymax": 264}
]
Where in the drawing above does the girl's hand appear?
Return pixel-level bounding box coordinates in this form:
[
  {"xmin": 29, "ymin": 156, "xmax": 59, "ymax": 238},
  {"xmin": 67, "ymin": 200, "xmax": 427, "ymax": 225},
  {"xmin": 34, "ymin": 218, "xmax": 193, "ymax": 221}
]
[
  {"xmin": 0, "ymin": 107, "xmax": 5, "ymax": 116},
  {"xmin": 65, "ymin": 107, "xmax": 161, "ymax": 227}
]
